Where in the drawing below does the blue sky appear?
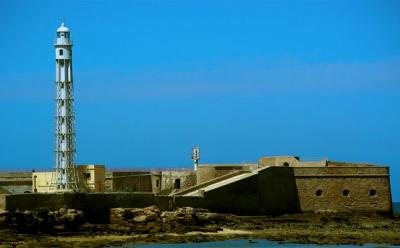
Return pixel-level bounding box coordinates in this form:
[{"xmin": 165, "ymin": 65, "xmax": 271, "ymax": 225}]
[{"xmin": 0, "ymin": 1, "xmax": 399, "ymax": 200}]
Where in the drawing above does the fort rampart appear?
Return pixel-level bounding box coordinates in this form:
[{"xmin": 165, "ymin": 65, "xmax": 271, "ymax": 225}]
[
  {"xmin": 0, "ymin": 165, "xmax": 392, "ymax": 219},
  {"xmin": 294, "ymin": 166, "xmax": 392, "ymax": 213}
]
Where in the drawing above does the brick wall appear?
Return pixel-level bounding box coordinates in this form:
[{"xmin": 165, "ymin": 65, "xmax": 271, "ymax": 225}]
[
  {"xmin": 161, "ymin": 171, "xmax": 196, "ymax": 191},
  {"xmin": 1, "ymin": 166, "xmax": 393, "ymax": 216},
  {"xmin": 151, "ymin": 174, "xmax": 162, "ymax": 193},
  {"xmin": 111, "ymin": 172, "xmax": 153, "ymax": 192},
  {"xmin": 294, "ymin": 167, "xmax": 392, "ymax": 213}
]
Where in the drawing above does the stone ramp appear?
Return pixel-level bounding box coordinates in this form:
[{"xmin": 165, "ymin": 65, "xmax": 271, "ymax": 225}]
[
  {"xmin": 179, "ymin": 166, "xmax": 270, "ymax": 197},
  {"xmin": 172, "ymin": 170, "xmax": 251, "ymax": 196}
]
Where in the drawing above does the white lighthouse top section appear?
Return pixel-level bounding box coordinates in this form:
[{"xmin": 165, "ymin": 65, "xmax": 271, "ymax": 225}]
[
  {"xmin": 57, "ymin": 22, "xmax": 70, "ymax": 32},
  {"xmin": 55, "ymin": 22, "xmax": 72, "ymax": 46}
]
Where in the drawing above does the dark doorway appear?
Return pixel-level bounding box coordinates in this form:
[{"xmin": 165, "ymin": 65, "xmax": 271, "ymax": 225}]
[{"xmin": 174, "ymin": 179, "xmax": 181, "ymax": 189}]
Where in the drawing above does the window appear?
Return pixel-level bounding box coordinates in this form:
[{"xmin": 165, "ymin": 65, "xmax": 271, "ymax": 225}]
[
  {"xmin": 283, "ymin": 162, "xmax": 289, "ymax": 167},
  {"xmin": 369, "ymin": 189, "xmax": 376, "ymax": 196},
  {"xmin": 156, "ymin": 179, "xmax": 160, "ymax": 188},
  {"xmin": 174, "ymin": 179, "xmax": 181, "ymax": 189},
  {"xmin": 315, "ymin": 190, "xmax": 322, "ymax": 197},
  {"xmin": 84, "ymin": 172, "xmax": 91, "ymax": 180},
  {"xmin": 59, "ymin": 49, "xmax": 63, "ymax": 56},
  {"xmin": 342, "ymin": 189, "xmax": 350, "ymax": 196}
]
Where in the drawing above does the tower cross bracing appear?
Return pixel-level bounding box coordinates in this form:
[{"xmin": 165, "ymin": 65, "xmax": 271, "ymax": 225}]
[{"xmin": 51, "ymin": 22, "xmax": 79, "ymax": 191}]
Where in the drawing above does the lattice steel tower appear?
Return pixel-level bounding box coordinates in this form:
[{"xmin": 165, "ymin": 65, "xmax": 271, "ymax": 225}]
[{"xmin": 51, "ymin": 22, "xmax": 79, "ymax": 191}]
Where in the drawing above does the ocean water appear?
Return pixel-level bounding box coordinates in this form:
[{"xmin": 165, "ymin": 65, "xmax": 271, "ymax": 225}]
[{"xmin": 126, "ymin": 239, "xmax": 396, "ymax": 248}]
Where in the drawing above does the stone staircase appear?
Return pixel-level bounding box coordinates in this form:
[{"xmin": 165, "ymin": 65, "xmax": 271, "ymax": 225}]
[
  {"xmin": 173, "ymin": 166, "xmax": 271, "ymax": 197},
  {"xmin": 172, "ymin": 169, "xmax": 251, "ymax": 196}
]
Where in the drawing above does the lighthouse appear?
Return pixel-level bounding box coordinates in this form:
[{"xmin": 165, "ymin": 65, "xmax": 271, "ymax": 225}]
[{"xmin": 51, "ymin": 22, "xmax": 79, "ymax": 191}]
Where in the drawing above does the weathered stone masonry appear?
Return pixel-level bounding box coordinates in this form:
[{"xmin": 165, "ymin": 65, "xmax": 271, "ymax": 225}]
[
  {"xmin": 294, "ymin": 166, "xmax": 392, "ymax": 213},
  {"xmin": 0, "ymin": 156, "xmax": 393, "ymax": 216}
]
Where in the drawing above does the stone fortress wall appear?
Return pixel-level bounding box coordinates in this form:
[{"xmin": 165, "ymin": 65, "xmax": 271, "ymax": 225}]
[
  {"xmin": 294, "ymin": 166, "xmax": 392, "ymax": 212},
  {"xmin": 196, "ymin": 164, "xmax": 259, "ymax": 184},
  {"xmin": 0, "ymin": 172, "xmax": 32, "ymax": 194},
  {"xmin": 109, "ymin": 170, "xmax": 196, "ymax": 194},
  {"xmin": 160, "ymin": 170, "xmax": 196, "ymax": 192},
  {"xmin": 0, "ymin": 155, "xmax": 393, "ymax": 215},
  {"xmin": 257, "ymin": 156, "xmax": 392, "ymax": 213},
  {"xmin": 110, "ymin": 171, "xmax": 156, "ymax": 192}
]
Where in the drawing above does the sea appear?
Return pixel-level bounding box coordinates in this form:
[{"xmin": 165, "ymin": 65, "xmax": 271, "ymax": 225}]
[
  {"xmin": 126, "ymin": 240, "xmax": 397, "ymax": 248},
  {"xmin": 118, "ymin": 203, "xmax": 400, "ymax": 248}
]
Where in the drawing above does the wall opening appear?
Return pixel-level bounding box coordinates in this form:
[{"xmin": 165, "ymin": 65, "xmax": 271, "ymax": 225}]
[
  {"xmin": 174, "ymin": 179, "xmax": 181, "ymax": 189},
  {"xmin": 342, "ymin": 189, "xmax": 350, "ymax": 196},
  {"xmin": 369, "ymin": 189, "xmax": 376, "ymax": 196},
  {"xmin": 315, "ymin": 189, "xmax": 322, "ymax": 197},
  {"xmin": 84, "ymin": 172, "xmax": 91, "ymax": 180},
  {"xmin": 156, "ymin": 179, "xmax": 160, "ymax": 188},
  {"xmin": 283, "ymin": 162, "xmax": 289, "ymax": 167},
  {"xmin": 59, "ymin": 49, "xmax": 63, "ymax": 56}
]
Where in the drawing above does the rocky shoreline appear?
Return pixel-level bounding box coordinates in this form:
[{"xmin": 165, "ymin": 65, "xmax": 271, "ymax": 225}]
[{"xmin": 0, "ymin": 206, "xmax": 399, "ymax": 247}]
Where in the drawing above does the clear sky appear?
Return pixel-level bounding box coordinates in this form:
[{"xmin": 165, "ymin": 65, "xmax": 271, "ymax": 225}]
[{"xmin": 0, "ymin": 1, "xmax": 399, "ymax": 201}]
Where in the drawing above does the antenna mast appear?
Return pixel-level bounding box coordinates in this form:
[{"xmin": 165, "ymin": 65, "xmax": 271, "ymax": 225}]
[{"xmin": 192, "ymin": 146, "xmax": 200, "ymax": 171}]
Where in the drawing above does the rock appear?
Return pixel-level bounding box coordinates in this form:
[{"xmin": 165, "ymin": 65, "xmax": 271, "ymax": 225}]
[
  {"xmin": 130, "ymin": 208, "xmax": 145, "ymax": 217},
  {"xmin": 161, "ymin": 211, "xmax": 177, "ymax": 222},
  {"xmin": 176, "ymin": 207, "xmax": 195, "ymax": 218},
  {"xmin": 143, "ymin": 206, "xmax": 160, "ymax": 222},
  {"xmin": 59, "ymin": 208, "xmax": 67, "ymax": 214},
  {"xmin": 133, "ymin": 215, "xmax": 147, "ymax": 223},
  {"xmin": 5, "ymin": 208, "xmax": 84, "ymax": 233},
  {"xmin": 143, "ymin": 206, "xmax": 159, "ymax": 214},
  {"xmin": 360, "ymin": 223, "xmax": 375, "ymax": 229},
  {"xmin": 110, "ymin": 207, "xmax": 160, "ymax": 225},
  {"xmin": 5, "ymin": 206, "xmax": 229, "ymax": 236},
  {"xmin": 110, "ymin": 208, "xmax": 143, "ymax": 224},
  {"xmin": 194, "ymin": 212, "xmax": 227, "ymax": 224}
]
